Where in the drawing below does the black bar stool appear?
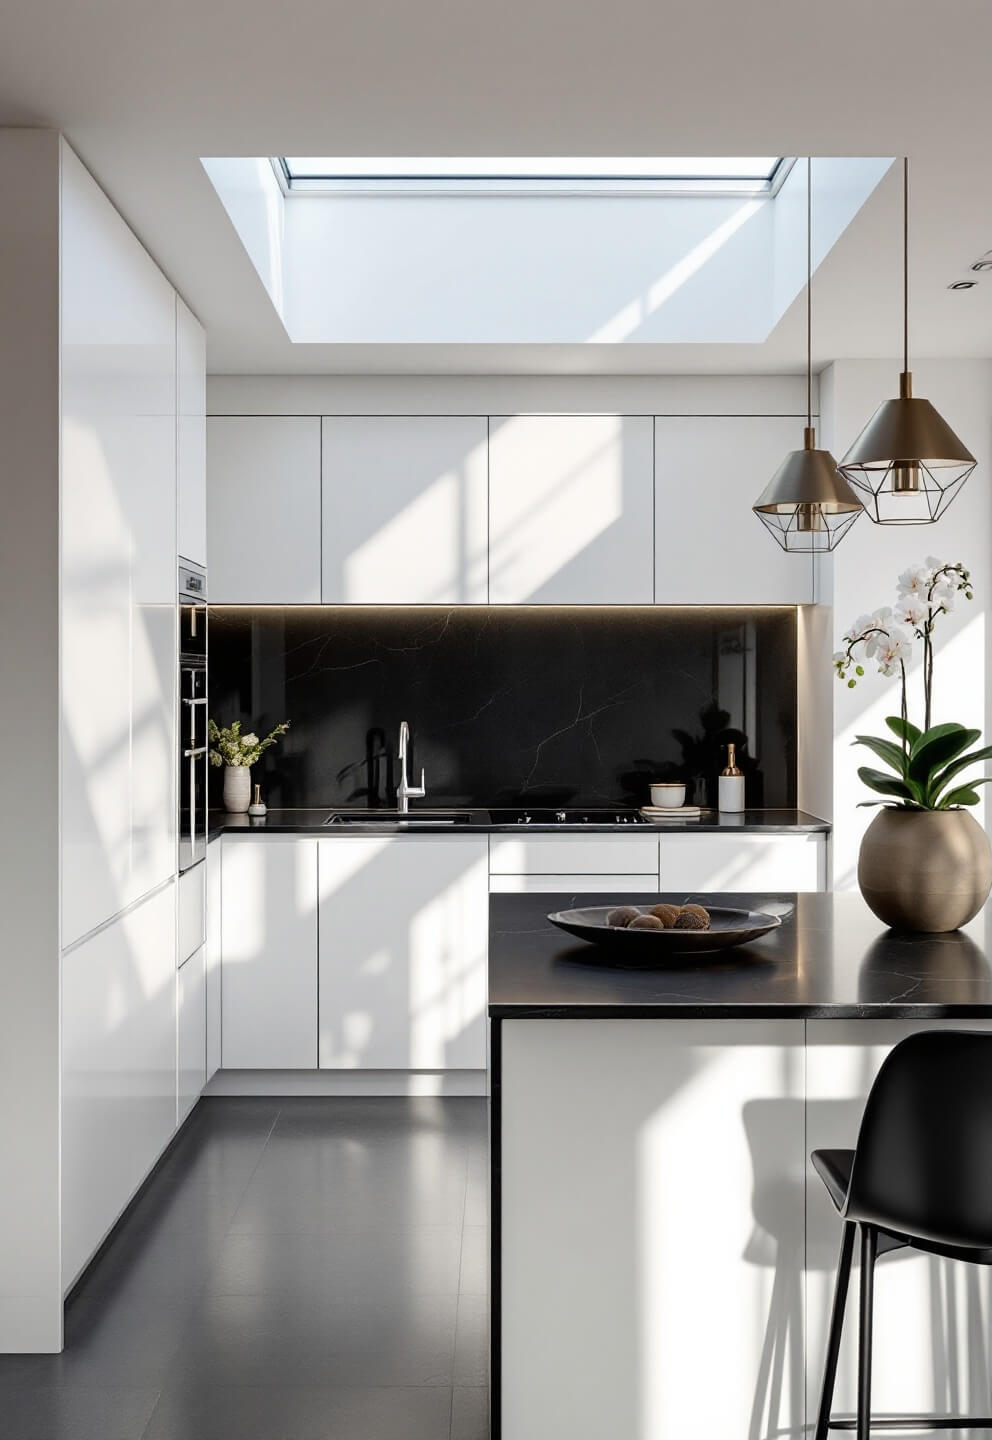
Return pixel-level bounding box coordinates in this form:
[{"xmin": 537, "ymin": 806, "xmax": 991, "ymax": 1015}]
[{"xmin": 813, "ymin": 1029, "xmax": 992, "ymax": 1438}]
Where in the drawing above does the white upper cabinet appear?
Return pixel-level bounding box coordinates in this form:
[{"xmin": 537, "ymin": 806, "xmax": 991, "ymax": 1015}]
[
  {"xmin": 654, "ymin": 415, "xmax": 814, "ymax": 604},
  {"xmin": 207, "ymin": 416, "xmax": 321, "ymax": 603},
  {"xmin": 488, "ymin": 415, "xmax": 654, "ymax": 604},
  {"xmin": 318, "ymin": 835, "xmax": 488, "ymax": 1071},
  {"xmin": 60, "ymin": 147, "xmax": 177, "ymax": 947},
  {"xmin": 176, "ymin": 298, "xmax": 206, "ymax": 568},
  {"xmin": 321, "ymin": 416, "xmax": 488, "ymax": 603}
]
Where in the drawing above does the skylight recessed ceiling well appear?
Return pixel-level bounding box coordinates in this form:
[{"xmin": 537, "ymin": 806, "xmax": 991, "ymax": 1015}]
[{"xmin": 277, "ymin": 156, "xmax": 790, "ymax": 196}]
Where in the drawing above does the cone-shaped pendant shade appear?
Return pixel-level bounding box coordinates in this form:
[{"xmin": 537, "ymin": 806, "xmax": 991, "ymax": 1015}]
[
  {"xmin": 753, "ymin": 427, "xmax": 864, "ymax": 552},
  {"xmin": 837, "ymin": 371, "xmax": 976, "ymax": 524}
]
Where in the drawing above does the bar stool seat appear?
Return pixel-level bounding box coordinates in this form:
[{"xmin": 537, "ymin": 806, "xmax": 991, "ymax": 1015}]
[{"xmin": 812, "ymin": 1031, "xmax": 992, "ymax": 1439}]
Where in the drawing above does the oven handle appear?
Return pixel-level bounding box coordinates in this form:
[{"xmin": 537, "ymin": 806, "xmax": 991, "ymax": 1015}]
[{"xmin": 184, "ymin": 746, "xmax": 208, "ymax": 759}]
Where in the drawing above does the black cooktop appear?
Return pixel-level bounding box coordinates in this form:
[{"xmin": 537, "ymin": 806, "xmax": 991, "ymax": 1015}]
[{"xmin": 490, "ymin": 808, "xmax": 649, "ymax": 826}]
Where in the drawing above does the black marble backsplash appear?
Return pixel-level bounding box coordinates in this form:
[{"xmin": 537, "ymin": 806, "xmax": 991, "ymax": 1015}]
[{"xmin": 208, "ymin": 607, "xmax": 797, "ymax": 810}]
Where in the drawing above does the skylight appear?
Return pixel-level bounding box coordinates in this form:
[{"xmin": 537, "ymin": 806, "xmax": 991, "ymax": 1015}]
[{"xmin": 277, "ymin": 157, "xmax": 790, "ymax": 196}]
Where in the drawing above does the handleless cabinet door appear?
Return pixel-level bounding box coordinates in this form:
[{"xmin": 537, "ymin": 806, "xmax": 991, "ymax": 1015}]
[
  {"xmin": 658, "ymin": 834, "xmax": 826, "ymax": 892},
  {"xmin": 178, "ymin": 944, "xmax": 207, "ymax": 1123},
  {"xmin": 205, "ymin": 840, "xmax": 222, "ymax": 1082},
  {"xmin": 321, "ymin": 416, "xmax": 488, "ymax": 602},
  {"xmin": 61, "ymin": 147, "xmax": 177, "ymax": 948},
  {"xmin": 177, "ymin": 297, "xmax": 206, "ymax": 567},
  {"xmin": 221, "ymin": 838, "xmax": 318, "ymax": 1068},
  {"xmin": 207, "ymin": 417, "xmax": 321, "ymax": 603},
  {"xmin": 62, "ymin": 882, "xmax": 178, "ymax": 1288},
  {"xmin": 654, "ymin": 415, "xmax": 813, "ymax": 603},
  {"xmin": 488, "ymin": 415, "xmax": 654, "ymax": 603},
  {"xmin": 318, "ymin": 835, "xmax": 489, "ymax": 1070}
]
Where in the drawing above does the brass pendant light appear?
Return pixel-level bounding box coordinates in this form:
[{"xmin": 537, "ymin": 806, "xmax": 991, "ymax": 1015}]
[
  {"xmin": 753, "ymin": 157, "xmax": 863, "ymax": 552},
  {"xmin": 837, "ymin": 157, "xmax": 976, "ymax": 523}
]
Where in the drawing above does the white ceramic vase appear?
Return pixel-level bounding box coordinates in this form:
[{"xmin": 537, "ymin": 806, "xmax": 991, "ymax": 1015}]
[{"xmin": 223, "ymin": 765, "xmax": 252, "ymax": 814}]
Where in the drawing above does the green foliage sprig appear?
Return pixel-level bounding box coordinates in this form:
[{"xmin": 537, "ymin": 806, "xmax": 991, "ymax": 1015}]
[{"xmin": 208, "ymin": 718, "xmax": 290, "ymax": 769}]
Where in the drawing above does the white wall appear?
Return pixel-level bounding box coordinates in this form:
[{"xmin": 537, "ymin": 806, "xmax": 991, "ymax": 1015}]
[
  {"xmin": 821, "ymin": 358, "xmax": 992, "ymax": 888},
  {"xmin": 0, "ymin": 130, "xmax": 63, "ymax": 1351}
]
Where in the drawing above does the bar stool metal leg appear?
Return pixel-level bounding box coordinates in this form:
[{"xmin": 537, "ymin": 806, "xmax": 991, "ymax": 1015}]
[
  {"xmin": 857, "ymin": 1225, "xmax": 877, "ymax": 1440},
  {"xmin": 815, "ymin": 1221, "xmax": 857, "ymax": 1440}
]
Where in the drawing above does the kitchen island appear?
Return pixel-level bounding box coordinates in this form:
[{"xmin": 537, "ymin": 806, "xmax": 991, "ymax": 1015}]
[{"xmin": 489, "ymin": 891, "xmax": 992, "ymax": 1440}]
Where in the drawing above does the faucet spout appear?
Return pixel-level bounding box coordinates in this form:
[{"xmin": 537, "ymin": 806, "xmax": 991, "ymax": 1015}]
[{"xmin": 396, "ymin": 720, "xmax": 426, "ymax": 814}]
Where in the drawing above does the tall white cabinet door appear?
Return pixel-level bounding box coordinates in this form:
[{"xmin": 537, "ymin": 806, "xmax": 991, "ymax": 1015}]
[
  {"xmin": 207, "ymin": 417, "xmax": 321, "ymax": 602},
  {"xmin": 654, "ymin": 416, "xmax": 814, "ymax": 603},
  {"xmin": 318, "ymin": 835, "xmax": 488, "ymax": 1070},
  {"xmin": 321, "ymin": 416, "xmax": 488, "ymax": 602},
  {"xmin": 177, "ymin": 297, "xmax": 206, "ymax": 567},
  {"xmin": 205, "ymin": 840, "xmax": 222, "ymax": 1081},
  {"xmin": 61, "ymin": 147, "xmax": 177, "ymax": 948},
  {"xmin": 178, "ymin": 945, "xmax": 207, "ymax": 1124},
  {"xmin": 221, "ymin": 838, "xmax": 318, "ymax": 1068},
  {"xmin": 500, "ymin": 1018, "xmax": 806, "ymax": 1440},
  {"xmin": 488, "ymin": 415, "xmax": 654, "ymax": 603},
  {"xmin": 62, "ymin": 882, "xmax": 178, "ymax": 1289}
]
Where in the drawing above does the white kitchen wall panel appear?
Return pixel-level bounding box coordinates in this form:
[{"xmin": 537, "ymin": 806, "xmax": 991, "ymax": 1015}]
[
  {"xmin": 488, "ymin": 415, "xmax": 654, "ymax": 603},
  {"xmin": 178, "ymin": 944, "xmax": 207, "ymax": 1124},
  {"xmin": 177, "ymin": 297, "xmax": 207, "ymax": 568},
  {"xmin": 489, "ymin": 834, "xmax": 658, "ymax": 876},
  {"xmin": 61, "ymin": 146, "xmax": 177, "ymax": 949},
  {"xmin": 206, "ymin": 840, "xmax": 222, "ymax": 1081},
  {"xmin": 321, "ymin": 416, "xmax": 488, "ymax": 602},
  {"xmin": 207, "ymin": 417, "xmax": 321, "ymax": 602},
  {"xmin": 221, "ymin": 838, "xmax": 318, "ymax": 1068},
  {"xmin": 178, "ymin": 862, "xmax": 206, "ymax": 965},
  {"xmin": 318, "ymin": 835, "xmax": 488, "ymax": 1070},
  {"xmin": 659, "ymin": 834, "xmax": 826, "ymax": 892},
  {"xmin": 62, "ymin": 882, "xmax": 178, "ymax": 1289},
  {"xmin": 654, "ymin": 416, "xmax": 815, "ymax": 603}
]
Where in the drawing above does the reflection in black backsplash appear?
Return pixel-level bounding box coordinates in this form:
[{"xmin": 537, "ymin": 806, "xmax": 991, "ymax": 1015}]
[{"xmin": 207, "ymin": 607, "xmax": 797, "ymax": 810}]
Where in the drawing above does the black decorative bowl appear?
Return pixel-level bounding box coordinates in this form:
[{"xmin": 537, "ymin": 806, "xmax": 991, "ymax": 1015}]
[{"xmin": 547, "ymin": 905, "xmax": 782, "ymax": 962}]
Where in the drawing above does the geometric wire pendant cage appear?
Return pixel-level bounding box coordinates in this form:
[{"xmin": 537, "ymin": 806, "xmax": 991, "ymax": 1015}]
[
  {"xmin": 836, "ymin": 159, "xmax": 976, "ymax": 524},
  {"xmin": 752, "ymin": 157, "xmax": 864, "ymax": 553}
]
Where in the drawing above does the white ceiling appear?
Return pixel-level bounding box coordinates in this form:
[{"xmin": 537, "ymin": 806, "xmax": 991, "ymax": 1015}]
[{"xmin": 1, "ymin": 0, "xmax": 991, "ymax": 374}]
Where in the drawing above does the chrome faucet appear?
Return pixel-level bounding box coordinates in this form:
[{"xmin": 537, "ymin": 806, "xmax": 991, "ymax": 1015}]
[{"xmin": 396, "ymin": 720, "xmax": 426, "ymax": 813}]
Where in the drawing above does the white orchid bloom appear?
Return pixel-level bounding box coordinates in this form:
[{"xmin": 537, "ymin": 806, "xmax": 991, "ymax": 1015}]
[
  {"xmin": 875, "ymin": 628, "xmax": 912, "ymax": 677},
  {"xmin": 897, "ymin": 565, "xmax": 931, "ymax": 600},
  {"xmin": 896, "ymin": 598, "xmax": 927, "ymax": 629}
]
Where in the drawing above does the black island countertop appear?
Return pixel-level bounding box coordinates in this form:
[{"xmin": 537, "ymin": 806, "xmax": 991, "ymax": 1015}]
[
  {"xmin": 488, "ymin": 890, "xmax": 992, "ymax": 1020},
  {"xmin": 209, "ymin": 806, "xmax": 829, "ymax": 843}
]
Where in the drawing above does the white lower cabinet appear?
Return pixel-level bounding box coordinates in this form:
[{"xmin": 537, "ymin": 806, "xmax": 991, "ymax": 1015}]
[
  {"xmin": 659, "ymin": 833, "xmax": 826, "ymax": 893},
  {"xmin": 220, "ymin": 837, "xmax": 318, "ymax": 1069},
  {"xmin": 490, "ymin": 874, "xmax": 658, "ymax": 894},
  {"xmin": 178, "ymin": 944, "xmax": 206, "ymax": 1123},
  {"xmin": 205, "ymin": 840, "xmax": 222, "ymax": 1081},
  {"xmin": 62, "ymin": 882, "xmax": 178, "ymax": 1289},
  {"xmin": 318, "ymin": 835, "xmax": 489, "ymax": 1070}
]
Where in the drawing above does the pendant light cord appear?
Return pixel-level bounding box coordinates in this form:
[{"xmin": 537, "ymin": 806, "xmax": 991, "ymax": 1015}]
[
  {"xmin": 903, "ymin": 155, "xmax": 909, "ymax": 374},
  {"xmin": 807, "ymin": 155, "xmax": 812, "ymax": 431}
]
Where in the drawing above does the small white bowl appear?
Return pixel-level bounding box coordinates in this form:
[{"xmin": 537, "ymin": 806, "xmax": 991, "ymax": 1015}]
[{"xmin": 650, "ymin": 782, "xmax": 686, "ymax": 809}]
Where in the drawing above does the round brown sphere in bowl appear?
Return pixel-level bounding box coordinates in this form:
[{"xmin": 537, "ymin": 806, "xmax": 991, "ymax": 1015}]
[
  {"xmin": 673, "ymin": 909, "xmax": 710, "ymax": 931},
  {"xmin": 649, "ymin": 903, "xmax": 681, "ymax": 928},
  {"xmin": 606, "ymin": 905, "xmax": 642, "ymax": 929},
  {"xmin": 678, "ymin": 903, "xmax": 711, "ymax": 929},
  {"xmin": 629, "ymin": 914, "xmax": 665, "ymax": 931}
]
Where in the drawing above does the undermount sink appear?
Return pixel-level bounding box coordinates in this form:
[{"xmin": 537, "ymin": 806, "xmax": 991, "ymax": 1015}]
[{"xmin": 323, "ymin": 810, "xmax": 475, "ymax": 826}]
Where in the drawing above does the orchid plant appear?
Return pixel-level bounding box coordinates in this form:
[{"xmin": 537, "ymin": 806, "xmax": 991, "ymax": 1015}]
[
  {"xmin": 208, "ymin": 718, "xmax": 290, "ymax": 769},
  {"xmin": 833, "ymin": 558, "xmax": 991, "ymax": 810}
]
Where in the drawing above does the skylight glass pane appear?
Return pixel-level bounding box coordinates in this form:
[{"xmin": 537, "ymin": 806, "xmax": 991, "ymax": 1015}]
[{"xmin": 282, "ymin": 156, "xmax": 781, "ymax": 182}]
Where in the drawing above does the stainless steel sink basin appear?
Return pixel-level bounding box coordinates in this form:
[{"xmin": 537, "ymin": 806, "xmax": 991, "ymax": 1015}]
[{"xmin": 323, "ymin": 810, "xmax": 475, "ymax": 826}]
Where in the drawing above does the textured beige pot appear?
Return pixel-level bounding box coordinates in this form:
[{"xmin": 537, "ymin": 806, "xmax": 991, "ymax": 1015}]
[{"xmin": 858, "ymin": 807, "xmax": 992, "ymax": 933}]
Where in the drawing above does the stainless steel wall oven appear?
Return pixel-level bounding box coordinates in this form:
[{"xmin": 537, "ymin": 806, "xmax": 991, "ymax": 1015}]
[{"xmin": 179, "ymin": 564, "xmax": 207, "ymax": 872}]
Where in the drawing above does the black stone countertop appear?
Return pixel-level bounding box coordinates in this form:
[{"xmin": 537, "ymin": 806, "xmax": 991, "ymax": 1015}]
[
  {"xmin": 209, "ymin": 807, "xmax": 829, "ymax": 841},
  {"xmin": 488, "ymin": 891, "xmax": 992, "ymax": 1019}
]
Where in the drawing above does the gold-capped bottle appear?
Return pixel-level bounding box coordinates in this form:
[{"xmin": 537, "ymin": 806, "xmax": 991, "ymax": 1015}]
[{"xmin": 718, "ymin": 743, "xmax": 745, "ymax": 813}]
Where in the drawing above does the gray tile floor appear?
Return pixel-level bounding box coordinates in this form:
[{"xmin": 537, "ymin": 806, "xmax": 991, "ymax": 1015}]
[{"xmin": 0, "ymin": 1097, "xmax": 490, "ymax": 1439}]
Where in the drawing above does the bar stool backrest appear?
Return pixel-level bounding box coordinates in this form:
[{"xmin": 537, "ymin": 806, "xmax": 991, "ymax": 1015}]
[{"xmin": 845, "ymin": 1029, "xmax": 992, "ymax": 1251}]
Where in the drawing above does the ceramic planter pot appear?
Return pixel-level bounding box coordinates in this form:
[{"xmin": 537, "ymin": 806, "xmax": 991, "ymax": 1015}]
[
  {"xmin": 223, "ymin": 765, "xmax": 252, "ymax": 814},
  {"xmin": 858, "ymin": 807, "xmax": 992, "ymax": 933}
]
